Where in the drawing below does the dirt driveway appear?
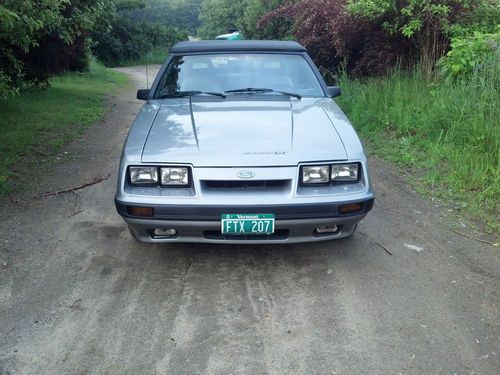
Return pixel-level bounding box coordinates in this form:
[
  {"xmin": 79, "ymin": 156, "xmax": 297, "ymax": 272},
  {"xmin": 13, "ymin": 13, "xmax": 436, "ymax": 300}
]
[{"xmin": 0, "ymin": 66, "xmax": 498, "ymax": 374}]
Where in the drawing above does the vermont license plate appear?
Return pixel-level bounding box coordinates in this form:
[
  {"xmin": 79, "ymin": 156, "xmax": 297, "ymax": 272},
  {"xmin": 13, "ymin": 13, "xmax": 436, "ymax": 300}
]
[{"xmin": 221, "ymin": 214, "xmax": 275, "ymax": 235}]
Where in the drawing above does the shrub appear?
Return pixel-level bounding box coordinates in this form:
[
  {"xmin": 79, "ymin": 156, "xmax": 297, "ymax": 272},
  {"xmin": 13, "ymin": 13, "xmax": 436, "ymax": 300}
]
[
  {"xmin": 91, "ymin": 16, "xmax": 187, "ymax": 67},
  {"xmin": 0, "ymin": 0, "xmax": 112, "ymax": 97},
  {"xmin": 438, "ymin": 28, "xmax": 500, "ymax": 82},
  {"xmin": 258, "ymin": 0, "xmax": 416, "ymax": 76}
]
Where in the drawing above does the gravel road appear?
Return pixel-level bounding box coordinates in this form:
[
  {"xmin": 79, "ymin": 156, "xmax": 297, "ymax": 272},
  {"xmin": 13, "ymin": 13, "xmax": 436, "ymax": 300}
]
[{"xmin": 0, "ymin": 66, "xmax": 498, "ymax": 375}]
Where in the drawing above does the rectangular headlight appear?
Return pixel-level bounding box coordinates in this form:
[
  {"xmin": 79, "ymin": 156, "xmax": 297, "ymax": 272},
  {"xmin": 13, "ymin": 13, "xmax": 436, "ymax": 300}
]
[
  {"xmin": 129, "ymin": 166, "xmax": 158, "ymax": 184},
  {"xmin": 331, "ymin": 163, "xmax": 359, "ymax": 181},
  {"xmin": 161, "ymin": 167, "xmax": 189, "ymax": 185},
  {"xmin": 302, "ymin": 165, "xmax": 330, "ymax": 184}
]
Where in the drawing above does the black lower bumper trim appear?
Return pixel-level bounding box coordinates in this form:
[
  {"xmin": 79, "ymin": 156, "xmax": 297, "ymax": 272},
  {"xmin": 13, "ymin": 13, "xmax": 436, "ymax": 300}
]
[{"xmin": 115, "ymin": 196, "xmax": 374, "ymax": 221}]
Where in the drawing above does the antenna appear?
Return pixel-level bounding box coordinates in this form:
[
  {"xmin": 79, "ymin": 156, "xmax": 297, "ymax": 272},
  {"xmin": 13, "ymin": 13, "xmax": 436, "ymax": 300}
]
[
  {"xmin": 145, "ymin": 49, "xmax": 149, "ymax": 89},
  {"xmin": 141, "ymin": 1, "xmax": 149, "ymax": 88}
]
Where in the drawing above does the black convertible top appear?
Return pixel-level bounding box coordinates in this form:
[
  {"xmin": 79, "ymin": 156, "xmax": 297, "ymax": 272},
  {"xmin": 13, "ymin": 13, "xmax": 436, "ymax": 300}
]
[{"xmin": 170, "ymin": 40, "xmax": 307, "ymax": 54}]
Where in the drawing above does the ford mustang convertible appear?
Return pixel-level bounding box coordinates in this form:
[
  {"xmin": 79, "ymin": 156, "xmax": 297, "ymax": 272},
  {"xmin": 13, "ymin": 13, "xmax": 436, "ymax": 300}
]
[{"xmin": 115, "ymin": 40, "xmax": 374, "ymax": 243}]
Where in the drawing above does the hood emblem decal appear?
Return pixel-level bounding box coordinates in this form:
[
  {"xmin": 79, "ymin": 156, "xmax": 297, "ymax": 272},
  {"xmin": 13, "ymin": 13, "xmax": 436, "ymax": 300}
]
[{"xmin": 237, "ymin": 170, "xmax": 256, "ymax": 179}]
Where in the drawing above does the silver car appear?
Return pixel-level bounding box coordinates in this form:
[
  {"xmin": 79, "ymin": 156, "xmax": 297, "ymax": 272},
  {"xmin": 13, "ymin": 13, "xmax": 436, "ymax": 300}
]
[{"xmin": 115, "ymin": 40, "xmax": 374, "ymax": 243}]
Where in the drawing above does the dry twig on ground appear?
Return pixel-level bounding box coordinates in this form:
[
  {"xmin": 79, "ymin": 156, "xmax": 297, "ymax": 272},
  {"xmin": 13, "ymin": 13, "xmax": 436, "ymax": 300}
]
[{"xmin": 33, "ymin": 174, "xmax": 111, "ymax": 199}]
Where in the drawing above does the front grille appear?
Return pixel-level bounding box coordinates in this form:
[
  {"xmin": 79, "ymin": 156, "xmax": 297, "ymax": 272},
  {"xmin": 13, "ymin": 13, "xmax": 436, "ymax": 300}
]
[
  {"xmin": 203, "ymin": 229, "xmax": 289, "ymax": 240},
  {"xmin": 202, "ymin": 179, "xmax": 289, "ymax": 190}
]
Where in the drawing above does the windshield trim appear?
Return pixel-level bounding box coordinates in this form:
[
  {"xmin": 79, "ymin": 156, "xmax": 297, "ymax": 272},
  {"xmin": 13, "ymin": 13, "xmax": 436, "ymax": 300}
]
[{"xmin": 151, "ymin": 51, "xmax": 329, "ymax": 100}]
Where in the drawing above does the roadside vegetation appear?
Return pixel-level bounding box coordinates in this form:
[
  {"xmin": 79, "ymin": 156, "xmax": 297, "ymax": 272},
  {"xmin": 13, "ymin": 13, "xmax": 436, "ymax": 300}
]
[
  {"xmin": 0, "ymin": 61, "xmax": 127, "ymax": 195},
  {"xmin": 337, "ymin": 58, "xmax": 499, "ymax": 230}
]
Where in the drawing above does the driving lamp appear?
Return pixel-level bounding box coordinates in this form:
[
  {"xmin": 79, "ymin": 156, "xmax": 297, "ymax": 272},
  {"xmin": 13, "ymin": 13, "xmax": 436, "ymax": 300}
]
[
  {"xmin": 302, "ymin": 165, "xmax": 330, "ymax": 184},
  {"xmin": 161, "ymin": 167, "xmax": 189, "ymax": 185},
  {"xmin": 331, "ymin": 164, "xmax": 358, "ymax": 181},
  {"xmin": 129, "ymin": 166, "xmax": 158, "ymax": 184}
]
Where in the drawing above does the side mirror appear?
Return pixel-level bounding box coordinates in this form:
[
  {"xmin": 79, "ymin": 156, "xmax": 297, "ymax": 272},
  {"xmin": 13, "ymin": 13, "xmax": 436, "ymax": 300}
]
[
  {"xmin": 136, "ymin": 89, "xmax": 150, "ymax": 101},
  {"xmin": 327, "ymin": 86, "xmax": 341, "ymax": 98}
]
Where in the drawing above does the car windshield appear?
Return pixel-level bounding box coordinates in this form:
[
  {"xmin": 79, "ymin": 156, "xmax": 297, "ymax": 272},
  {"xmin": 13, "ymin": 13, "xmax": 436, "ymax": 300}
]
[{"xmin": 155, "ymin": 53, "xmax": 325, "ymax": 98}]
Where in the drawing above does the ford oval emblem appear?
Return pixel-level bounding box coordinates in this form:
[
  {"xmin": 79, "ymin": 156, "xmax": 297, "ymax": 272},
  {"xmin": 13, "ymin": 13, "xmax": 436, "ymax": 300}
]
[{"xmin": 237, "ymin": 170, "xmax": 255, "ymax": 179}]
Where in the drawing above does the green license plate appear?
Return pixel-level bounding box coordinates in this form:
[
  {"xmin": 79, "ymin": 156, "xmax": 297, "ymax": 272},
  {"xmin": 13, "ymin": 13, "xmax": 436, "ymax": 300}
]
[{"xmin": 221, "ymin": 214, "xmax": 275, "ymax": 235}]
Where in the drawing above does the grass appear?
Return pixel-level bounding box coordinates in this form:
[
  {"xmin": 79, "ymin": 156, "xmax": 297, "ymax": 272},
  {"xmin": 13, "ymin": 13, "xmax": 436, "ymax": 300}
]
[
  {"xmin": 337, "ymin": 59, "xmax": 500, "ymax": 233},
  {"xmin": 0, "ymin": 60, "xmax": 128, "ymax": 195}
]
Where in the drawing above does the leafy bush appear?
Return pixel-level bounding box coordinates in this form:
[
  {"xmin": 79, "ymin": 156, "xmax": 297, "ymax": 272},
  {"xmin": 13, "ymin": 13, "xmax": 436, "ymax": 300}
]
[
  {"xmin": 121, "ymin": 0, "xmax": 203, "ymax": 35},
  {"xmin": 346, "ymin": 0, "xmax": 483, "ymax": 74},
  {"xmin": 197, "ymin": 0, "xmax": 249, "ymax": 39},
  {"xmin": 91, "ymin": 16, "xmax": 187, "ymax": 67},
  {"xmin": 258, "ymin": 0, "xmax": 416, "ymax": 76},
  {"xmin": 0, "ymin": 0, "xmax": 112, "ymax": 98},
  {"xmin": 255, "ymin": 0, "xmax": 494, "ymax": 76},
  {"xmin": 439, "ymin": 29, "xmax": 500, "ymax": 81}
]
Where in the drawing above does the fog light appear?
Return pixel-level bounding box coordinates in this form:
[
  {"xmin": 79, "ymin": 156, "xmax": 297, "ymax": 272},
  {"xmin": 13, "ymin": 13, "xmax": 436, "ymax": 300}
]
[
  {"xmin": 128, "ymin": 206, "xmax": 154, "ymax": 217},
  {"xmin": 314, "ymin": 225, "xmax": 338, "ymax": 234},
  {"xmin": 339, "ymin": 203, "xmax": 363, "ymax": 214},
  {"xmin": 154, "ymin": 228, "xmax": 177, "ymax": 237}
]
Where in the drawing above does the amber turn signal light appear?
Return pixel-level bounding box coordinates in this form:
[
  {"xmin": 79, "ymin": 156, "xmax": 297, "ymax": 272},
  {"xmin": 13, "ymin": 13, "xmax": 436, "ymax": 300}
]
[
  {"xmin": 339, "ymin": 203, "xmax": 363, "ymax": 214},
  {"xmin": 127, "ymin": 206, "xmax": 154, "ymax": 217}
]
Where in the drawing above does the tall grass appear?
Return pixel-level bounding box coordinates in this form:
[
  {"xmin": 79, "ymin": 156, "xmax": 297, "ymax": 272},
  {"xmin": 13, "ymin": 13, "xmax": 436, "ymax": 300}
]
[{"xmin": 337, "ymin": 57, "xmax": 499, "ymax": 231}]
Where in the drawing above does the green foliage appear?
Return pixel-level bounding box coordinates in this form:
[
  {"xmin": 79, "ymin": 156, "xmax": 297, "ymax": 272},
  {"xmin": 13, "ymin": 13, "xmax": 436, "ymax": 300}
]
[
  {"xmin": 197, "ymin": 0, "xmax": 249, "ymax": 39},
  {"xmin": 439, "ymin": 29, "xmax": 500, "ymax": 81},
  {"xmin": 450, "ymin": 0, "xmax": 500, "ymax": 36},
  {"xmin": 347, "ymin": 0, "xmax": 471, "ymax": 36},
  {"xmin": 0, "ymin": 0, "xmax": 66, "ymax": 96},
  {"xmin": 91, "ymin": 15, "xmax": 187, "ymax": 67},
  {"xmin": 196, "ymin": 0, "xmax": 291, "ymax": 39},
  {"xmin": 242, "ymin": 0, "xmax": 288, "ymax": 39},
  {"xmin": 346, "ymin": 0, "xmax": 483, "ymax": 73},
  {"xmin": 337, "ymin": 59, "xmax": 500, "ymax": 230},
  {"xmin": 0, "ymin": 61, "xmax": 128, "ymax": 195},
  {"xmin": 0, "ymin": 0, "xmax": 113, "ymax": 98},
  {"xmin": 120, "ymin": 0, "xmax": 203, "ymax": 34}
]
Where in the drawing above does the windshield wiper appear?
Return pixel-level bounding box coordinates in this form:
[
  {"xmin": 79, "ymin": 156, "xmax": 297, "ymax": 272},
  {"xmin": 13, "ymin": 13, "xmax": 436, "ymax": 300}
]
[
  {"xmin": 157, "ymin": 90, "xmax": 226, "ymax": 99},
  {"xmin": 225, "ymin": 87, "xmax": 301, "ymax": 99}
]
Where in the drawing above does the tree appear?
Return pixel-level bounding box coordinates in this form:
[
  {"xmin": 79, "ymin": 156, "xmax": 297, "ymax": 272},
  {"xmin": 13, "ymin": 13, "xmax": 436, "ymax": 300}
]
[
  {"xmin": 0, "ymin": 0, "xmax": 114, "ymax": 97},
  {"xmin": 197, "ymin": 0, "xmax": 249, "ymax": 39},
  {"xmin": 120, "ymin": 0, "xmax": 203, "ymax": 34},
  {"xmin": 0, "ymin": 0, "xmax": 67, "ymax": 96},
  {"xmin": 346, "ymin": 0, "xmax": 486, "ymax": 74},
  {"xmin": 242, "ymin": 0, "xmax": 288, "ymax": 39},
  {"xmin": 258, "ymin": 0, "xmax": 415, "ymax": 75}
]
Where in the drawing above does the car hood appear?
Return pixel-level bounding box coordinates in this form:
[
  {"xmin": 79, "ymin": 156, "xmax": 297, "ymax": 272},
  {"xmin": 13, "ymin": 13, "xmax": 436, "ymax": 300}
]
[{"xmin": 141, "ymin": 98, "xmax": 347, "ymax": 167}]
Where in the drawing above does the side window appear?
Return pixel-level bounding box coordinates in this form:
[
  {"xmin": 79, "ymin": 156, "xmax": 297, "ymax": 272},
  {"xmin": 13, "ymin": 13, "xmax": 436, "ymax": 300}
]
[{"xmin": 157, "ymin": 57, "xmax": 185, "ymax": 95}]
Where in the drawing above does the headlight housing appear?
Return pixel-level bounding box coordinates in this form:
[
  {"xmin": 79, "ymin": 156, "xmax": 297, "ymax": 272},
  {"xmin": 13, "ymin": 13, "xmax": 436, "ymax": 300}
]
[
  {"xmin": 331, "ymin": 163, "xmax": 358, "ymax": 182},
  {"xmin": 128, "ymin": 165, "xmax": 190, "ymax": 187},
  {"xmin": 302, "ymin": 165, "xmax": 330, "ymax": 184},
  {"xmin": 161, "ymin": 167, "xmax": 189, "ymax": 186},
  {"xmin": 301, "ymin": 163, "xmax": 360, "ymax": 185},
  {"xmin": 129, "ymin": 166, "xmax": 158, "ymax": 184}
]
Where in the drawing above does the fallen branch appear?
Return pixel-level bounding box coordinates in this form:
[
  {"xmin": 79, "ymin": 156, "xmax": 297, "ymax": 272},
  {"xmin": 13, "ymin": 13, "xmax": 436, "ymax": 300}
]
[
  {"xmin": 67, "ymin": 209, "xmax": 84, "ymax": 218},
  {"xmin": 450, "ymin": 228, "xmax": 498, "ymax": 247},
  {"xmin": 374, "ymin": 241, "xmax": 393, "ymax": 256},
  {"xmin": 33, "ymin": 173, "xmax": 111, "ymax": 199}
]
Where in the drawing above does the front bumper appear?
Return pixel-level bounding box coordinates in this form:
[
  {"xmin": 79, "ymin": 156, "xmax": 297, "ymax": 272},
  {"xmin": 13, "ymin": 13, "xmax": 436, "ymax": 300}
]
[{"xmin": 115, "ymin": 197, "xmax": 374, "ymax": 243}]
